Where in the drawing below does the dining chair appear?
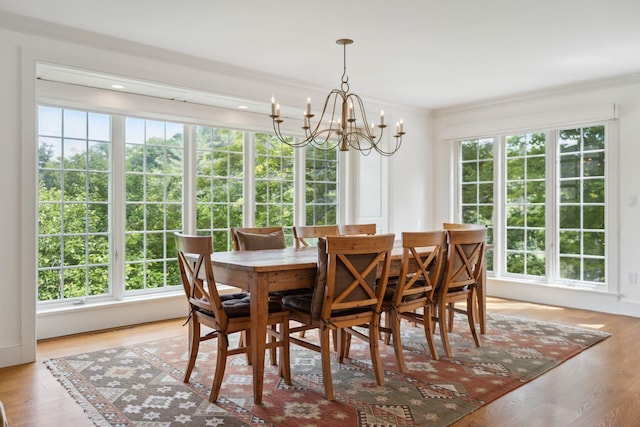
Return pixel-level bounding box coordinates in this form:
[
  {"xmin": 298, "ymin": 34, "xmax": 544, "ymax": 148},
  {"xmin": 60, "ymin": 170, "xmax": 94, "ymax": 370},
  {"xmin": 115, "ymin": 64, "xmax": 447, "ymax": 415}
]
[
  {"xmin": 342, "ymin": 230, "xmax": 446, "ymax": 369},
  {"xmin": 338, "ymin": 223, "xmax": 377, "ymax": 236},
  {"xmin": 293, "ymin": 224, "xmax": 339, "ymax": 248},
  {"xmin": 433, "ymin": 228, "xmax": 486, "ymax": 357},
  {"xmin": 281, "ymin": 233, "xmax": 395, "ymax": 400},
  {"xmin": 230, "ymin": 226, "xmax": 286, "ymax": 251},
  {"xmin": 442, "ymin": 222, "xmax": 489, "ymax": 334},
  {"xmin": 383, "ymin": 230, "xmax": 447, "ymax": 369},
  {"xmin": 174, "ymin": 232, "xmax": 291, "ymax": 402}
]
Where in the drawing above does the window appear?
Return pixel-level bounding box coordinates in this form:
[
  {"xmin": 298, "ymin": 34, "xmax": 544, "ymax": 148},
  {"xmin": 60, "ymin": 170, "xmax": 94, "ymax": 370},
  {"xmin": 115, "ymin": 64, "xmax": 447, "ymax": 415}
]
[
  {"xmin": 305, "ymin": 144, "xmax": 338, "ymax": 226},
  {"xmin": 254, "ymin": 133, "xmax": 295, "ymax": 244},
  {"xmin": 37, "ymin": 106, "xmax": 340, "ymax": 305},
  {"xmin": 195, "ymin": 126, "xmax": 244, "ymax": 251},
  {"xmin": 124, "ymin": 118, "xmax": 184, "ymax": 292},
  {"xmin": 38, "ymin": 107, "xmax": 111, "ymax": 302},
  {"xmin": 456, "ymin": 124, "xmax": 607, "ymax": 288},
  {"xmin": 557, "ymin": 126, "xmax": 606, "ymax": 283},
  {"xmin": 504, "ymin": 132, "xmax": 546, "ymax": 277},
  {"xmin": 460, "ymin": 137, "xmax": 495, "ymax": 271}
]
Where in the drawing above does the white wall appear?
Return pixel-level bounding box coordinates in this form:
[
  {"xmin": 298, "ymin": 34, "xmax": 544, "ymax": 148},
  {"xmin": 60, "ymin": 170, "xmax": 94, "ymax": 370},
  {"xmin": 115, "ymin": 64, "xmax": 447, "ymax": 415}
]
[
  {"xmin": 433, "ymin": 76, "xmax": 640, "ymax": 317},
  {"xmin": 0, "ymin": 18, "xmax": 432, "ymax": 367}
]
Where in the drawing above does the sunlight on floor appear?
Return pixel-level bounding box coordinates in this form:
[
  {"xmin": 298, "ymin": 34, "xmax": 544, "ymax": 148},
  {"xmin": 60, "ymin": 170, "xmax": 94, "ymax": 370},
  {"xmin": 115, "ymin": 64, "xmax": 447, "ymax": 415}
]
[
  {"xmin": 576, "ymin": 323, "xmax": 606, "ymax": 330},
  {"xmin": 486, "ymin": 297, "xmax": 566, "ymax": 311}
]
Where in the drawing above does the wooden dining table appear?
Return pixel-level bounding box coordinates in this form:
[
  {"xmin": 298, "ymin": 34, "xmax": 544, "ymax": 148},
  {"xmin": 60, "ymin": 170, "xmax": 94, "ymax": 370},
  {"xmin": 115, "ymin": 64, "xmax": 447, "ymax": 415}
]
[{"xmin": 207, "ymin": 244, "xmax": 486, "ymax": 404}]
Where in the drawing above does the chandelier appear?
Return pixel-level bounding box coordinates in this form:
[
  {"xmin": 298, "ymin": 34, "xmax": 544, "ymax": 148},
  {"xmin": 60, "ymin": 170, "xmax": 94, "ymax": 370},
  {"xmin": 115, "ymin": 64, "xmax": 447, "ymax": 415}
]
[{"xmin": 269, "ymin": 38, "xmax": 405, "ymax": 156}]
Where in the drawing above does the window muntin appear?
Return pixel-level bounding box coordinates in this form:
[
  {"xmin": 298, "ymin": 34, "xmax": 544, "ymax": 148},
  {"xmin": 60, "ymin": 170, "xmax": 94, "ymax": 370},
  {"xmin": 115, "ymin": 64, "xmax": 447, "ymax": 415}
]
[
  {"xmin": 37, "ymin": 106, "xmax": 112, "ymax": 302},
  {"xmin": 124, "ymin": 118, "xmax": 183, "ymax": 292}
]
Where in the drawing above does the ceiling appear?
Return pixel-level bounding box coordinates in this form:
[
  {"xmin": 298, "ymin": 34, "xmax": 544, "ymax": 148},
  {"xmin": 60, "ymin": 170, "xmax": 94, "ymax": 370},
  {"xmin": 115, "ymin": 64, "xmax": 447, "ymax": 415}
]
[{"xmin": 2, "ymin": 0, "xmax": 640, "ymax": 110}]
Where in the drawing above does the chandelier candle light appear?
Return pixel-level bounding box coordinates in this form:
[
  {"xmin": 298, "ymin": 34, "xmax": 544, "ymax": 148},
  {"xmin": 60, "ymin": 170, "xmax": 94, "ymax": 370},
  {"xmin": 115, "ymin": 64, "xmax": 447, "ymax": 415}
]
[{"xmin": 270, "ymin": 38, "xmax": 405, "ymax": 156}]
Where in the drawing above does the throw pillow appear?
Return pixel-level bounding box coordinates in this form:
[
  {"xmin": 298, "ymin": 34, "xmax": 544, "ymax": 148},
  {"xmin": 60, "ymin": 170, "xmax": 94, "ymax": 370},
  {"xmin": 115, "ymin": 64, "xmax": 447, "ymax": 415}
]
[{"xmin": 235, "ymin": 229, "xmax": 286, "ymax": 251}]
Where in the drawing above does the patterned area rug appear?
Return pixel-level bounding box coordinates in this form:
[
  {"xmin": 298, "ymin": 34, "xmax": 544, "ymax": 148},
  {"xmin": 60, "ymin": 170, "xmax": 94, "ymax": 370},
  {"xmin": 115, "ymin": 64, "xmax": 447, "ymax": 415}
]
[{"xmin": 45, "ymin": 313, "xmax": 609, "ymax": 426}]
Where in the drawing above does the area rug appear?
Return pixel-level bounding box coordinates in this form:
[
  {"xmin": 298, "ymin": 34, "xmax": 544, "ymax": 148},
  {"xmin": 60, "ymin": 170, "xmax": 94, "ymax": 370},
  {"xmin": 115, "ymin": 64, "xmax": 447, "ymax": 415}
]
[{"xmin": 45, "ymin": 313, "xmax": 609, "ymax": 426}]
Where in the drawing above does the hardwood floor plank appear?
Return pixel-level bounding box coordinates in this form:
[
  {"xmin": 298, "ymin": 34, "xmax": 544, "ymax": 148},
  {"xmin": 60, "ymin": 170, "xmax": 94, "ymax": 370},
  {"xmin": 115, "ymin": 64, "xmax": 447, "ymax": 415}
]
[{"xmin": 1, "ymin": 298, "xmax": 638, "ymax": 427}]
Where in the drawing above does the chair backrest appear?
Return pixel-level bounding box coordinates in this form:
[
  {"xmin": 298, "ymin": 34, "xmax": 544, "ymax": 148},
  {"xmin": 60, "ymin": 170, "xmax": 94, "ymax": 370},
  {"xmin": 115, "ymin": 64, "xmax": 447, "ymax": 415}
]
[
  {"xmin": 392, "ymin": 230, "xmax": 447, "ymax": 306},
  {"xmin": 293, "ymin": 224, "xmax": 339, "ymax": 248},
  {"xmin": 174, "ymin": 232, "xmax": 229, "ymax": 327},
  {"xmin": 310, "ymin": 234, "xmax": 395, "ymax": 322},
  {"xmin": 338, "ymin": 223, "xmax": 377, "ymax": 236},
  {"xmin": 443, "ymin": 222, "xmax": 486, "ymax": 230},
  {"xmin": 441, "ymin": 228, "xmax": 487, "ymax": 293},
  {"xmin": 230, "ymin": 226, "xmax": 285, "ymax": 251}
]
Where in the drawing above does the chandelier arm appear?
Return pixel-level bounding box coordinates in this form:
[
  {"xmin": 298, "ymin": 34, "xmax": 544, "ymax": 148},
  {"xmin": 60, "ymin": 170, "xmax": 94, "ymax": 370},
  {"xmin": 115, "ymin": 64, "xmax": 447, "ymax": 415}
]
[{"xmin": 273, "ymin": 120, "xmax": 309, "ymax": 148}]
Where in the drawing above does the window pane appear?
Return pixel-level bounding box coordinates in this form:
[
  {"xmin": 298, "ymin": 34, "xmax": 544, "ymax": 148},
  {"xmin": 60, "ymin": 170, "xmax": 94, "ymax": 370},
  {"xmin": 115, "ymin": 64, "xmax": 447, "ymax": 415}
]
[
  {"xmin": 583, "ymin": 126, "xmax": 605, "ymax": 151},
  {"xmin": 583, "ymin": 178, "xmax": 604, "ymax": 203}
]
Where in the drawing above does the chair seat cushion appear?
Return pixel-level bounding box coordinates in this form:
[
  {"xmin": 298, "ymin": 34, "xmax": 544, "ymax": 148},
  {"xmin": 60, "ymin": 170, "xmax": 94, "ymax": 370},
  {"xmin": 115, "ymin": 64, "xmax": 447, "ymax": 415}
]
[
  {"xmin": 282, "ymin": 294, "xmax": 370, "ymax": 317},
  {"xmin": 382, "ymin": 276, "xmax": 427, "ymax": 302},
  {"xmin": 269, "ymin": 287, "xmax": 314, "ymax": 299},
  {"xmin": 195, "ymin": 293, "xmax": 284, "ymax": 318}
]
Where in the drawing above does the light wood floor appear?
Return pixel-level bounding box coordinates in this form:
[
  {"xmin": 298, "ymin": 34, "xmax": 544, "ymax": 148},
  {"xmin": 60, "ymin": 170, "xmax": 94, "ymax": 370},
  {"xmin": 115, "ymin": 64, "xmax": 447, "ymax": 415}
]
[{"xmin": 1, "ymin": 297, "xmax": 639, "ymax": 427}]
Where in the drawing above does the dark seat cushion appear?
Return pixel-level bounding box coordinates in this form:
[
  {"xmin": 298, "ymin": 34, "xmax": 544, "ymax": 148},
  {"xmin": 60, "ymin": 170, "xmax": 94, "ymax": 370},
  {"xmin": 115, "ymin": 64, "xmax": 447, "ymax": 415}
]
[
  {"xmin": 195, "ymin": 292, "xmax": 284, "ymax": 318},
  {"xmin": 282, "ymin": 293, "xmax": 370, "ymax": 317},
  {"xmin": 235, "ymin": 229, "xmax": 286, "ymax": 251},
  {"xmin": 269, "ymin": 287, "xmax": 314, "ymax": 299},
  {"xmin": 382, "ymin": 275, "xmax": 428, "ymax": 302}
]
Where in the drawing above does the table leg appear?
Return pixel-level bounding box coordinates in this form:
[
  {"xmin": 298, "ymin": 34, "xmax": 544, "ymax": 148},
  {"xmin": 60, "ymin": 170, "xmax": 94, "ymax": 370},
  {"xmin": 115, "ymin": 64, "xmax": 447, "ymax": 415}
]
[
  {"xmin": 477, "ymin": 265, "xmax": 486, "ymax": 334},
  {"xmin": 250, "ymin": 272, "xmax": 268, "ymax": 404}
]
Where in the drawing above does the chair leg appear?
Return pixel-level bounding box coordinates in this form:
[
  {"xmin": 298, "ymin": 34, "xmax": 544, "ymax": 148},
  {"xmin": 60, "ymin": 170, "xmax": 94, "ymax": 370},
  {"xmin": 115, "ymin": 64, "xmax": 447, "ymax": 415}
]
[
  {"xmin": 383, "ymin": 311, "xmax": 392, "ymax": 345},
  {"xmin": 422, "ymin": 304, "xmax": 439, "ymax": 361},
  {"xmin": 278, "ymin": 319, "xmax": 291, "ymax": 385},
  {"xmin": 184, "ymin": 317, "xmax": 200, "ymax": 383},
  {"xmin": 467, "ymin": 292, "xmax": 481, "ymax": 348},
  {"xmin": 438, "ymin": 300, "xmax": 453, "ymax": 358},
  {"xmin": 210, "ymin": 332, "xmax": 229, "ymax": 403},
  {"xmin": 319, "ymin": 327, "xmax": 334, "ymax": 401},
  {"xmin": 390, "ymin": 311, "xmax": 407, "ymax": 373},
  {"xmin": 339, "ymin": 329, "xmax": 352, "ymax": 362},
  {"xmin": 239, "ymin": 331, "xmax": 252, "ymax": 365},
  {"xmin": 268, "ymin": 326, "xmax": 278, "ymax": 366},
  {"xmin": 447, "ymin": 301, "xmax": 455, "ymax": 332},
  {"xmin": 369, "ymin": 317, "xmax": 385, "ymax": 387}
]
